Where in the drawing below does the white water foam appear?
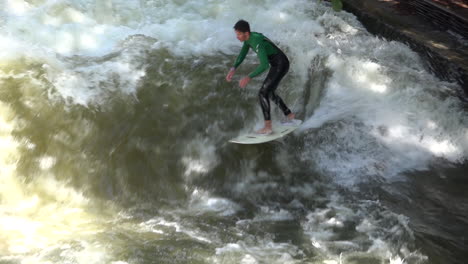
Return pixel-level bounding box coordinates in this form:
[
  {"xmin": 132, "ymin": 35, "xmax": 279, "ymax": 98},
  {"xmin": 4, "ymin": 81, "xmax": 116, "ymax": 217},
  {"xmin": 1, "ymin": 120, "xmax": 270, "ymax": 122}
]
[
  {"xmin": 189, "ymin": 188, "xmax": 242, "ymax": 217},
  {"xmin": 182, "ymin": 139, "xmax": 220, "ymax": 180},
  {"xmin": 141, "ymin": 217, "xmax": 212, "ymax": 244},
  {"xmin": 301, "ymin": 194, "xmax": 427, "ymax": 263},
  {"xmin": 298, "ymin": 34, "xmax": 468, "ymax": 183},
  {"xmin": 0, "ymin": 0, "xmax": 329, "ymax": 105},
  {"xmin": 214, "ymin": 240, "xmax": 302, "ymax": 264}
]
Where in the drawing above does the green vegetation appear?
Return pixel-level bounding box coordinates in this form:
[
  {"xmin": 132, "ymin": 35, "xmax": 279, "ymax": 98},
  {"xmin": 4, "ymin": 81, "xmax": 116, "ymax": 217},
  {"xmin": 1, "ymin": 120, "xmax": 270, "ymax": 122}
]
[
  {"xmin": 320, "ymin": 0, "xmax": 343, "ymax": 12},
  {"xmin": 331, "ymin": 0, "xmax": 343, "ymax": 12}
]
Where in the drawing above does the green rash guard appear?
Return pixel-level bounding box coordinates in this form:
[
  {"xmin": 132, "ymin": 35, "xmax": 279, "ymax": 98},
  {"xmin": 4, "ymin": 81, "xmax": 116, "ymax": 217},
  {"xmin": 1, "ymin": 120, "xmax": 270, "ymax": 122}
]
[{"xmin": 233, "ymin": 32, "xmax": 280, "ymax": 78}]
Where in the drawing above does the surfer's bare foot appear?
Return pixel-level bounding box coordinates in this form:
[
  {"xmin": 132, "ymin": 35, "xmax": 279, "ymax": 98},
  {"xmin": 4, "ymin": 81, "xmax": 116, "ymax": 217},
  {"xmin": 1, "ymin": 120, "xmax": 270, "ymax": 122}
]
[
  {"xmin": 287, "ymin": 113, "xmax": 295, "ymax": 121},
  {"xmin": 256, "ymin": 120, "xmax": 272, "ymax": 134},
  {"xmin": 256, "ymin": 127, "xmax": 273, "ymax": 134}
]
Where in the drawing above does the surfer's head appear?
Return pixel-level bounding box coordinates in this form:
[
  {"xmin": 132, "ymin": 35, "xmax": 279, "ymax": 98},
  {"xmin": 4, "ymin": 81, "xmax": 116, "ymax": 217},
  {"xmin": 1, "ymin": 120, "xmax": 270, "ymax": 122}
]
[{"xmin": 234, "ymin": 20, "xmax": 250, "ymax": 42}]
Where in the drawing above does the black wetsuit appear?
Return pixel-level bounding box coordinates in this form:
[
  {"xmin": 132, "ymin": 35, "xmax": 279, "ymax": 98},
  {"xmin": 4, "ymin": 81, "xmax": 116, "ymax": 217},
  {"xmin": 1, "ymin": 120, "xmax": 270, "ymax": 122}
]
[{"xmin": 233, "ymin": 32, "xmax": 292, "ymax": 121}]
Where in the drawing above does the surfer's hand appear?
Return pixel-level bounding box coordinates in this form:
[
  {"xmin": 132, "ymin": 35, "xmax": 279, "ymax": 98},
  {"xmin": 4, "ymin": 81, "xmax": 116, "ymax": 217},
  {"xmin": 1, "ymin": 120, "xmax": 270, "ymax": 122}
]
[
  {"xmin": 239, "ymin": 76, "xmax": 251, "ymax": 88},
  {"xmin": 226, "ymin": 68, "xmax": 235, "ymax": 82}
]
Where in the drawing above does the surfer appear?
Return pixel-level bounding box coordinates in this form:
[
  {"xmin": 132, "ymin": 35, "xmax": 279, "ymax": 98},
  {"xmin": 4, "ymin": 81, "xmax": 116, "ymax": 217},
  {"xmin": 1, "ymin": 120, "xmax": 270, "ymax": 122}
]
[{"xmin": 226, "ymin": 20, "xmax": 296, "ymax": 134}]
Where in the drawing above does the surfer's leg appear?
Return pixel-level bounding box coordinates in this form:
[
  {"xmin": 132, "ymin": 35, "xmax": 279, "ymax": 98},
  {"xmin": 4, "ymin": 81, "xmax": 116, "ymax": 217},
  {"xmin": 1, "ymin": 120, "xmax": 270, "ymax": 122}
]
[
  {"xmin": 270, "ymin": 92, "xmax": 291, "ymax": 116},
  {"xmin": 256, "ymin": 53, "xmax": 294, "ymax": 134},
  {"xmin": 267, "ymin": 53, "xmax": 292, "ymax": 117},
  {"xmin": 271, "ymin": 92, "xmax": 295, "ymax": 120},
  {"xmin": 258, "ymin": 68, "xmax": 277, "ymax": 121},
  {"xmin": 256, "ymin": 68, "xmax": 278, "ymax": 134}
]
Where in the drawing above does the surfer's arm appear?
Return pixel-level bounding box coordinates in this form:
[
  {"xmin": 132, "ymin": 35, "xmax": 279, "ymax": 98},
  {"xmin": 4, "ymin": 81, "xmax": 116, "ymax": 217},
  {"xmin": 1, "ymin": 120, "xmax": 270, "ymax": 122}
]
[
  {"xmin": 248, "ymin": 44, "xmax": 269, "ymax": 78},
  {"xmin": 233, "ymin": 42, "xmax": 249, "ymax": 69}
]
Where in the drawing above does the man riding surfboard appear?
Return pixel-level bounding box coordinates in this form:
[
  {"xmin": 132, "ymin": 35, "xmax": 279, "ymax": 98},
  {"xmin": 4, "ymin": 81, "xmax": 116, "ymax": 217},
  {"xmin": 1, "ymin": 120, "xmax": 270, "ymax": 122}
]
[{"xmin": 226, "ymin": 20, "xmax": 296, "ymax": 134}]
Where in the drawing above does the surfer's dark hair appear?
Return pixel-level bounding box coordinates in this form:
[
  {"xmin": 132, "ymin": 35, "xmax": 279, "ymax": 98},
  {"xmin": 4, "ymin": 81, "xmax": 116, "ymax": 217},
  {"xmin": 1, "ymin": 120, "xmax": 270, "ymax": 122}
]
[{"xmin": 234, "ymin": 20, "xmax": 250, "ymax": 33}]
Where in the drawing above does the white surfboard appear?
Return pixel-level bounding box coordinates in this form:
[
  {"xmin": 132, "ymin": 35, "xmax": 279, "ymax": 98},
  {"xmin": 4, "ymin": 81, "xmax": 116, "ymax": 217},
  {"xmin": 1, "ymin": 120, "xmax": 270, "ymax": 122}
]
[{"xmin": 229, "ymin": 120, "xmax": 302, "ymax": 144}]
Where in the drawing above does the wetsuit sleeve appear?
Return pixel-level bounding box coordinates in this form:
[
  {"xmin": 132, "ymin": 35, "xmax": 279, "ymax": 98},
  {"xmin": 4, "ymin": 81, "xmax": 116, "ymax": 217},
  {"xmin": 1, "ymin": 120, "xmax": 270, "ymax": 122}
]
[
  {"xmin": 248, "ymin": 44, "xmax": 269, "ymax": 78},
  {"xmin": 233, "ymin": 42, "xmax": 249, "ymax": 69}
]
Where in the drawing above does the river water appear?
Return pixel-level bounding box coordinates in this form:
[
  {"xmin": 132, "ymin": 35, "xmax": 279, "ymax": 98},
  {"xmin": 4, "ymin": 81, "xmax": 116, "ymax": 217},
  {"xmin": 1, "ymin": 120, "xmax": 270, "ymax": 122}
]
[{"xmin": 1, "ymin": 0, "xmax": 467, "ymax": 263}]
